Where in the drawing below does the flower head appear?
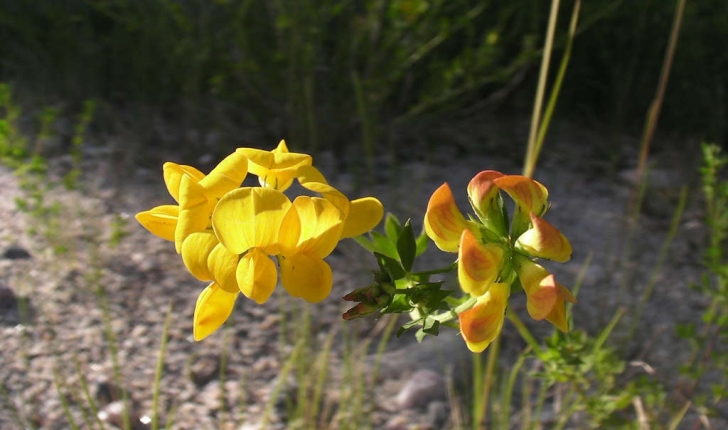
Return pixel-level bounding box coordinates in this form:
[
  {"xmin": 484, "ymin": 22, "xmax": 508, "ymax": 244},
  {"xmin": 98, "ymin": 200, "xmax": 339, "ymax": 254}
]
[{"xmin": 137, "ymin": 141, "xmax": 383, "ymax": 341}]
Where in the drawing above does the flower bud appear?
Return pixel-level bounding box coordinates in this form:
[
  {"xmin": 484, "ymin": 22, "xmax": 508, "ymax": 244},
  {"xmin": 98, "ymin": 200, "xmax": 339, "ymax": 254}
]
[{"xmin": 516, "ymin": 213, "xmax": 572, "ymax": 262}]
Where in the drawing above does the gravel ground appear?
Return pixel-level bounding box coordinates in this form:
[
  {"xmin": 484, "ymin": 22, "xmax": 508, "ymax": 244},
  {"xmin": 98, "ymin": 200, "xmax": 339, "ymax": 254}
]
[{"xmin": 0, "ymin": 122, "xmax": 721, "ymax": 429}]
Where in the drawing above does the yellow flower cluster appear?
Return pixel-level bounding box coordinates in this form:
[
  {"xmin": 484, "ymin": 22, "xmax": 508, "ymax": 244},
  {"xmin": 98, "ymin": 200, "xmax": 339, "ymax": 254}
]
[
  {"xmin": 424, "ymin": 171, "xmax": 575, "ymax": 353},
  {"xmin": 136, "ymin": 141, "xmax": 384, "ymax": 340}
]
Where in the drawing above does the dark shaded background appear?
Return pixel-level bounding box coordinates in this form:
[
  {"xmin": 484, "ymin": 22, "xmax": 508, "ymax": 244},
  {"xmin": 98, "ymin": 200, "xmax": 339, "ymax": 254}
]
[{"xmin": 0, "ymin": 0, "xmax": 725, "ymax": 165}]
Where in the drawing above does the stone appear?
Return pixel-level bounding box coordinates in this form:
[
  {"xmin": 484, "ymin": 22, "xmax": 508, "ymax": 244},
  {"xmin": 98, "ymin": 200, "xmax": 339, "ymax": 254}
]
[
  {"xmin": 396, "ymin": 369, "xmax": 447, "ymax": 410},
  {"xmin": 2, "ymin": 246, "xmax": 31, "ymax": 260}
]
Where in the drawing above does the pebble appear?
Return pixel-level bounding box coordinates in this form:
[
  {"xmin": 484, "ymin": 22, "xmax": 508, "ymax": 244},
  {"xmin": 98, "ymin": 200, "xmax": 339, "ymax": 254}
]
[
  {"xmin": 396, "ymin": 369, "xmax": 447, "ymax": 410},
  {"xmin": 2, "ymin": 246, "xmax": 31, "ymax": 259},
  {"xmin": 191, "ymin": 355, "xmax": 221, "ymax": 387}
]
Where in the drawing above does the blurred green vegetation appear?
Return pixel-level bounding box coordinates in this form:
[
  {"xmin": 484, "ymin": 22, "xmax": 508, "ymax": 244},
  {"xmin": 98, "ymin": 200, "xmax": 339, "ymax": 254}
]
[{"xmin": 0, "ymin": 0, "xmax": 725, "ymax": 160}]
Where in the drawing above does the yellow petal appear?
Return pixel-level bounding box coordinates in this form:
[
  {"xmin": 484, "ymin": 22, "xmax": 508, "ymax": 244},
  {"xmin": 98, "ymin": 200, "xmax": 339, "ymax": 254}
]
[
  {"xmin": 516, "ymin": 213, "xmax": 573, "ymax": 262},
  {"xmin": 163, "ymin": 162, "xmax": 205, "ymax": 202},
  {"xmin": 175, "ymin": 175, "xmax": 216, "ymax": 252},
  {"xmin": 280, "ymin": 254, "xmax": 333, "ymax": 303},
  {"xmin": 298, "ymin": 179, "xmax": 350, "ymax": 218},
  {"xmin": 458, "ymin": 229, "xmax": 504, "ymax": 296},
  {"xmin": 236, "ymin": 248, "xmax": 278, "ymax": 304},
  {"xmin": 281, "ymin": 197, "xmax": 344, "ymax": 258},
  {"xmin": 198, "ymin": 151, "xmax": 249, "ymax": 199},
  {"xmin": 135, "ymin": 205, "xmax": 178, "ymax": 241},
  {"xmin": 206, "ymin": 243, "xmax": 241, "ymax": 293},
  {"xmin": 181, "ymin": 231, "xmax": 218, "ymax": 281},
  {"xmin": 424, "ymin": 183, "xmax": 470, "ymax": 253},
  {"xmin": 295, "ymin": 164, "xmax": 329, "ymax": 185},
  {"xmin": 278, "ymin": 203, "xmax": 302, "ymax": 256},
  {"xmin": 458, "ymin": 283, "xmax": 510, "ymax": 353},
  {"xmin": 193, "ymin": 282, "xmax": 237, "ymax": 341},
  {"xmin": 341, "ymin": 197, "xmax": 384, "ymax": 239},
  {"xmin": 237, "ymin": 141, "xmax": 312, "ymax": 192},
  {"xmin": 212, "ymin": 187, "xmax": 291, "ymax": 254}
]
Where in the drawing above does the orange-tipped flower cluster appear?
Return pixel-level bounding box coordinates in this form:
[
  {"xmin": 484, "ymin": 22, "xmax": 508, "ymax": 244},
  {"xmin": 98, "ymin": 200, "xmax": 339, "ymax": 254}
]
[{"xmin": 424, "ymin": 171, "xmax": 575, "ymax": 352}]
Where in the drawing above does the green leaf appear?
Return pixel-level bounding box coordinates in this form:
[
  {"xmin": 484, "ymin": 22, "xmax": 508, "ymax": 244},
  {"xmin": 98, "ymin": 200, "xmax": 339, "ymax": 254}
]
[
  {"xmin": 371, "ymin": 231, "xmax": 399, "ymax": 259},
  {"xmin": 384, "ymin": 213, "xmax": 403, "ymax": 242},
  {"xmin": 352, "ymin": 235, "xmax": 379, "ymax": 254},
  {"xmin": 375, "ymin": 252, "xmax": 406, "ymax": 281},
  {"xmin": 387, "ymin": 294, "xmax": 414, "ymax": 314},
  {"xmin": 396, "ymin": 220, "xmax": 416, "ymax": 272},
  {"xmin": 397, "ymin": 317, "xmax": 423, "ymax": 338},
  {"xmin": 422, "ymin": 317, "xmax": 440, "ymax": 335},
  {"xmin": 415, "ymin": 229, "xmax": 429, "ymax": 256}
]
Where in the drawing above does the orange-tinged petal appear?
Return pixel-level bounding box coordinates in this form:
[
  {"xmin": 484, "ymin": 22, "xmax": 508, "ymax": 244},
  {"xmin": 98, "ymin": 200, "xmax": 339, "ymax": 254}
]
[
  {"xmin": 207, "ymin": 243, "xmax": 241, "ymax": 293},
  {"xmin": 280, "ymin": 254, "xmax": 333, "ymax": 303},
  {"xmin": 516, "ymin": 259, "xmax": 554, "ymax": 320},
  {"xmin": 135, "ymin": 205, "xmax": 178, "ymax": 241},
  {"xmin": 341, "ymin": 197, "xmax": 384, "ymax": 239},
  {"xmin": 545, "ymin": 299, "xmax": 569, "ymax": 332},
  {"xmin": 198, "ymin": 151, "xmax": 248, "ymax": 199},
  {"xmin": 459, "ymin": 283, "xmax": 510, "ymax": 353},
  {"xmin": 212, "ymin": 187, "xmax": 291, "ymax": 254},
  {"xmin": 493, "ymin": 175, "xmax": 549, "ymax": 216},
  {"xmin": 181, "ymin": 231, "xmax": 218, "ymax": 281},
  {"xmin": 467, "ymin": 170, "xmax": 504, "ymax": 217},
  {"xmin": 516, "ymin": 213, "xmax": 572, "ymax": 262},
  {"xmin": 193, "ymin": 282, "xmax": 237, "ymax": 341},
  {"xmin": 236, "ymin": 248, "xmax": 278, "ymax": 304},
  {"xmin": 424, "ymin": 183, "xmax": 470, "ymax": 253},
  {"xmin": 458, "ymin": 229, "xmax": 504, "ymax": 296},
  {"xmin": 516, "ymin": 259, "xmax": 574, "ymax": 325},
  {"xmin": 163, "ymin": 162, "xmax": 204, "ymax": 202}
]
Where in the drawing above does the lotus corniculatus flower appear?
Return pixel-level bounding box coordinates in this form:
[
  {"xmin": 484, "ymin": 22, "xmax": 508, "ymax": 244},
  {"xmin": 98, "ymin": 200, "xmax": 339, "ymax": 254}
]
[
  {"xmin": 424, "ymin": 170, "xmax": 575, "ymax": 352},
  {"xmin": 136, "ymin": 142, "xmax": 383, "ymax": 341}
]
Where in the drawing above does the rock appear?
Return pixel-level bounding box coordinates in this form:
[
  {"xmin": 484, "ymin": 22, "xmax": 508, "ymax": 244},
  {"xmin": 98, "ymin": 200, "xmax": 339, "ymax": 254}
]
[
  {"xmin": 95, "ymin": 380, "xmax": 124, "ymax": 406},
  {"xmin": 396, "ymin": 369, "xmax": 447, "ymax": 410},
  {"xmin": 0, "ymin": 284, "xmax": 17, "ymax": 310},
  {"xmin": 2, "ymin": 246, "xmax": 31, "ymax": 259},
  {"xmin": 97, "ymin": 400, "xmax": 150, "ymax": 430},
  {"xmin": 0, "ymin": 284, "xmax": 29, "ymax": 326},
  {"xmin": 190, "ymin": 355, "xmax": 220, "ymax": 387}
]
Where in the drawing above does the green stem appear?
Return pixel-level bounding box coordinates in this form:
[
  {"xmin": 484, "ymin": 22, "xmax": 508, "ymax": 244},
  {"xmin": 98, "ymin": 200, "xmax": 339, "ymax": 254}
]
[
  {"xmin": 430, "ymin": 296, "xmax": 477, "ymax": 324},
  {"xmin": 410, "ymin": 262, "xmax": 458, "ymax": 277},
  {"xmin": 506, "ymin": 309, "xmax": 544, "ymax": 358},
  {"xmin": 523, "ymin": 0, "xmax": 560, "ymax": 178}
]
